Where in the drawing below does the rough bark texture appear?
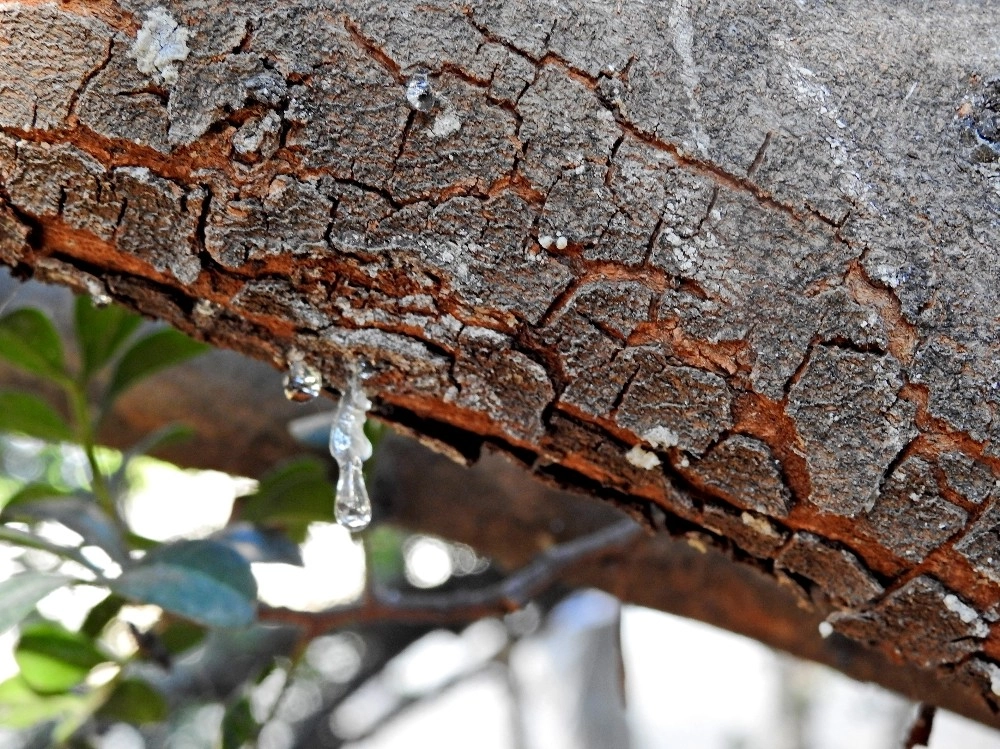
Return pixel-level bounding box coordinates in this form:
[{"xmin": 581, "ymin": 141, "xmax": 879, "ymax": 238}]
[{"xmin": 3, "ymin": 0, "xmax": 1000, "ymax": 725}]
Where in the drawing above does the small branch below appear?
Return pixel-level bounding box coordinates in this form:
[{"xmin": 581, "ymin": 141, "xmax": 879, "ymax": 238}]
[
  {"xmin": 904, "ymin": 703, "xmax": 937, "ymax": 749},
  {"xmin": 260, "ymin": 519, "xmax": 642, "ymax": 639}
]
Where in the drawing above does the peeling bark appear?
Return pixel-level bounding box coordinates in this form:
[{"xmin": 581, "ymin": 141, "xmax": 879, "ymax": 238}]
[{"xmin": 3, "ymin": 0, "xmax": 1000, "ymax": 725}]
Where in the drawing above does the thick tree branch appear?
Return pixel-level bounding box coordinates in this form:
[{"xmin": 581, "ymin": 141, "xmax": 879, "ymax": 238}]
[{"xmin": 3, "ymin": 0, "xmax": 1000, "ymax": 726}]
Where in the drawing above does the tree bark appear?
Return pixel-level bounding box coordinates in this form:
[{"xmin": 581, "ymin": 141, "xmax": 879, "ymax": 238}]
[{"xmin": 3, "ymin": 0, "xmax": 1000, "ymax": 726}]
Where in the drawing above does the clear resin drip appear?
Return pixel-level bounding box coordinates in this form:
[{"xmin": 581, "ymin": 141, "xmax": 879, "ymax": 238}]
[
  {"xmin": 405, "ymin": 72, "xmax": 435, "ymax": 112},
  {"xmin": 283, "ymin": 350, "xmax": 322, "ymax": 402},
  {"xmin": 330, "ymin": 367, "xmax": 373, "ymax": 531}
]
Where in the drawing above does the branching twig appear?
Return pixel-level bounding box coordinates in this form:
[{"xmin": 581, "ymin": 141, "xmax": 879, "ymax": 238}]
[{"xmin": 260, "ymin": 519, "xmax": 641, "ymax": 639}]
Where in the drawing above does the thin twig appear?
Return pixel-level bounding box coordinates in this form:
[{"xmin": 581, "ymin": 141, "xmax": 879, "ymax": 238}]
[
  {"xmin": 260, "ymin": 519, "xmax": 642, "ymax": 639},
  {"xmin": 904, "ymin": 703, "xmax": 936, "ymax": 749}
]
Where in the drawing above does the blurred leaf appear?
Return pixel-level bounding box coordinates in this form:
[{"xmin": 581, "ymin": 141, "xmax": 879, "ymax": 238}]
[
  {"xmin": 0, "ymin": 573, "xmax": 73, "ymax": 636},
  {"xmin": 221, "ymin": 696, "xmax": 256, "ymax": 749},
  {"xmin": 80, "ymin": 594, "xmax": 125, "ymax": 639},
  {"xmin": 73, "ymin": 296, "xmax": 143, "ymax": 380},
  {"xmin": 212, "ymin": 523, "xmax": 303, "ymax": 566},
  {"xmin": 0, "ymin": 309, "xmax": 68, "ymax": 383},
  {"xmin": 112, "ymin": 540, "xmax": 257, "ymax": 628},
  {"xmin": 0, "ymin": 675, "xmax": 85, "ymax": 728},
  {"xmin": 121, "ymin": 423, "xmax": 195, "ymax": 463},
  {"xmin": 0, "ymin": 674, "xmax": 113, "ymax": 742},
  {"xmin": 238, "ymin": 458, "xmax": 334, "ymax": 538},
  {"xmin": 109, "ymin": 423, "xmax": 196, "ymax": 499},
  {"xmin": 159, "ymin": 619, "xmax": 206, "ymax": 655},
  {"xmin": 124, "ymin": 531, "xmax": 161, "ymax": 552},
  {"xmin": 14, "ymin": 622, "xmax": 108, "ymax": 694},
  {"xmin": 364, "ymin": 419, "xmax": 386, "ymax": 451},
  {"xmin": 0, "ymin": 391, "xmax": 74, "ymax": 443},
  {"xmin": 1, "ymin": 482, "xmax": 73, "ymax": 513},
  {"xmin": 106, "ymin": 328, "xmax": 209, "ymax": 402},
  {"xmin": 97, "ymin": 678, "xmax": 167, "ymax": 724},
  {"xmin": 365, "ymin": 525, "xmax": 407, "ymax": 584},
  {"xmin": 4, "ymin": 497, "xmax": 129, "ymax": 565}
]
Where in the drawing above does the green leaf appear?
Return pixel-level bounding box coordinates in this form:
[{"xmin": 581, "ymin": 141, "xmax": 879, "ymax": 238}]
[
  {"xmin": 15, "ymin": 622, "xmax": 108, "ymax": 694},
  {"xmin": 0, "ymin": 309, "xmax": 68, "ymax": 383},
  {"xmin": 112, "ymin": 540, "xmax": 257, "ymax": 628},
  {"xmin": 80, "ymin": 594, "xmax": 125, "ymax": 639},
  {"xmin": 5, "ymin": 497, "xmax": 129, "ymax": 565},
  {"xmin": 106, "ymin": 328, "xmax": 209, "ymax": 401},
  {"xmin": 159, "ymin": 619, "xmax": 206, "ymax": 655},
  {"xmin": 238, "ymin": 458, "xmax": 334, "ymax": 531},
  {"xmin": 0, "ymin": 391, "xmax": 74, "ymax": 443},
  {"xmin": 222, "ymin": 696, "xmax": 257, "ymax": 749},
  {"xmin": 0, "ymin": 674, "xmax": 114, "ymax": 742},
  {"xmin": 0, "ymin": 482, "xmax": 73, "ymax": 514},
  {"xmin": 0, "ymin": 675, "xmax": 86, "ymax": 728},
  {"xmin": 0, "ymin": 573, "xmax": 73, "ymax": 636},
  {"xmin": 212, "ymin": 523, "xmax": 303, "ymax": 565},
  {"xmin": 109, "ymin": 423, "xmax": 196, "ymax": 500},
  {"xmin": 97, "ymin": 678, "xmax": 167, "ymax": 725},
  {"xmin": 365, "ymin": 525, "xmax": 407, "ymax": 584},
  {"xmin": 73, "ymin": 295, "xmax": 143, "ymax": 380}
]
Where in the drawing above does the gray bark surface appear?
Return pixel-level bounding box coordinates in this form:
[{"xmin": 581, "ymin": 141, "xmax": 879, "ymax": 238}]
[{"xmin": 3, "ymin": 0, "xmax": 1000, "ymax": 723}]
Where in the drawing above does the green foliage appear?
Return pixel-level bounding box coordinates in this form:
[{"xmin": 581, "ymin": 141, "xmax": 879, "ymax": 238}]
[
  {"xmin": 79, "ymin": 594, "xmax": 125, "ymax": 639},
  {"xmin": 0, "ymin": 482, "xmax": 73, "ymax": 513},
  {"xmin": 0, "ymin": 294, "xmax": 397, "ymax": 745},
  {"xmin": 97, "ymin": 679, "xmax": 167, "ymax": 725},
  {"xmin": 0, "ymin": 392, "xmax": 74, "ymax": 443},
  {"xmin": 73, "ymin": 295, "xmax": 143, "ymax": 379},
  {"xmin": 3, "ymin": 496, "xmax": 129, "ymax": 565},
  {"xmin": 106, "ymin": 328, "xmax": 209, "ymax": 402},
  {"xmin": 112, "ymin": 540, "xmax": 258, "ymax": 628},
  {"xmin": 0, "ymin": 309, "xmax": 69, "ymax": 384},
  {"xmin": 237, "ymin": 457, "xmax": 336, "ymax": 542},
  {"xmin": 221, "ymin": 696, "xmax": 257, "ymax": 749},
  {"xmin": 0, "ymin": 574, "xmax": 74, "ymax": 637},
  {"xmin": 14, "ymin": 622, "xmax": 109, "ymax": 694},
  {"xmin": 158, "ymin": 619, "xmax": 207, "ymax": 655}
]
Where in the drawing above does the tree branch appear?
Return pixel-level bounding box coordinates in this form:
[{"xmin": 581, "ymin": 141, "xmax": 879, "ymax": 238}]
[{"xmin": 259, "ymin": 519, "xmax": 642, "ymax": 639}]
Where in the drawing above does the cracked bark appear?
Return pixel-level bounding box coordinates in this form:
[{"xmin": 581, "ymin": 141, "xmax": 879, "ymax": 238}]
[{"xmin": 4, "ymin": 0, "xmax": 1000, "ymax": 728}]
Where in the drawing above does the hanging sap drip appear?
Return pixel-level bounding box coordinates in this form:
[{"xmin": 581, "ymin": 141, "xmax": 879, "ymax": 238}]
[
  {"xmin": 329, "ymin": 365, "xmax": 373, "ymax": 531},
  {"xmin": 283, "ymin": 350, "xmax": 322, "ymax": 402}
]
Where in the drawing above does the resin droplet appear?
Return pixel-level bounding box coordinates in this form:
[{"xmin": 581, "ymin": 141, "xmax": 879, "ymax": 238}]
[
  {"xmin": 90, "ymin": 292, "xmax": 112, "ymax": 309},
  {"xmin": 283, "ymin": 351, "xmax": 322, "ymax": 402},
  {"xmin": 330, "ymin": 366, "xmax": 374, "ymax": 531},
  {"xmin": 405, "ymin": 72, "xmax": 435, "ymax": 112},
  {"xmin": 335, "ymin": 457, "xmax": 372, "ymax": 530}
]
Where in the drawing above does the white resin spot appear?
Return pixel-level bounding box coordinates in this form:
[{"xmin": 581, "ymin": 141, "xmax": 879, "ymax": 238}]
[
  {"xmin": 818, "ymin": 621, "xmax": 834, "ymax": 639},
  {"xmin": 626, "ymin": 445, "xmax": 661, "ymax": 470},
  {"xmin": 643, "ymin": 426, "xmax": 679, "ymax": 449},
  {"xmin": 740, "ymin": 512, "xmax": 779, "ymax": 537},
  {"xmin": 329, "ymin": 367, "xmax": 374, "ymax": 531},
  {"xmin": 130, "ymin": 7, "xmax": 190, "ymax": 86},
  {"xmin": 984, "ymin": 662, "xmax": 1000, "ymax": 696},
  {"xmin": 431, "ymin": 108, "xmax": 462, "ymax": 138},
  {"xmin": 555, "ymin": 235, "xmax": 568, "ymax": 250},
  {"xmin": 538, "ymin": 235, "xmax": 554, "ymax": 250},
  {"xmin": 943, "ymin": 593, "xmax": 980, "ymax": 625}
]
